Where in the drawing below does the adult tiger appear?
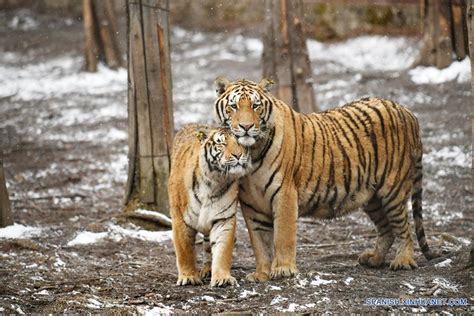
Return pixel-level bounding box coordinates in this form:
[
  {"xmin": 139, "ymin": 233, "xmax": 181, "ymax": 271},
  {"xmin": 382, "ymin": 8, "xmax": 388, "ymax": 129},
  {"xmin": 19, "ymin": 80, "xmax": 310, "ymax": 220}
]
[
  {"xmin": 214, "ymin": 77, "xmax": 437, "ymax": 282},
  {"xmin": 169, "ymin": 124, "xmax": 251, "ymax": 287}
]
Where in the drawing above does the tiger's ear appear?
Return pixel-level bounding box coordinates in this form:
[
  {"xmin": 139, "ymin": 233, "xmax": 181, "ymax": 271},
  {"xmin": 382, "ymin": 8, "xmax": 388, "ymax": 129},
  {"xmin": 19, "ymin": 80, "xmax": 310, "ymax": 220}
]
[
  {"xmin": 215, "ymin": 76, "xmax": 231, "ymax": 96},
  {"xmin": 195, "ymin": 130, "xmax": 208, "ymax": 144},
  {"xmin": 258, "ymin": 78, "xmax": 274, "ymax": 92}
]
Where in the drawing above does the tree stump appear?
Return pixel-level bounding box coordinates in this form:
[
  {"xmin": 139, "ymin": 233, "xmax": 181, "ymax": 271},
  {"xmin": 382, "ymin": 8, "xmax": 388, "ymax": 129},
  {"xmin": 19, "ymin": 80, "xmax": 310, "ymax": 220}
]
[
  {"xmin": 0, "ymin": 161, "xmax": 13, "ymax": 228},
  {"xmin": 262, "ymin": 0, "xmax": 318, "ymax": 113},
  {"xmin": 124, "ymin": 0, "xmax": 174, "ymax": 218}
]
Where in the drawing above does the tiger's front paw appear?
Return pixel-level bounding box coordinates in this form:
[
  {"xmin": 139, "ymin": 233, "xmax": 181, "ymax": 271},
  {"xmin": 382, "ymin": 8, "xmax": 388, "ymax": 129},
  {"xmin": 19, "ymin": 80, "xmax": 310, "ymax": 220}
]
[
  {"xmin": 176, "ymin": 274, "xmax": 202, "ymax": 286},
  {"xmin": 211, "ymin": 274, "xmax": 237, "ymax": 287},
  {"xmin": 270, "ymin": 265, "xmax": 298, "ymax": 280},
  {"xmin": 246, "ymin": 271, "xmax": 270, "ymax": 283}
]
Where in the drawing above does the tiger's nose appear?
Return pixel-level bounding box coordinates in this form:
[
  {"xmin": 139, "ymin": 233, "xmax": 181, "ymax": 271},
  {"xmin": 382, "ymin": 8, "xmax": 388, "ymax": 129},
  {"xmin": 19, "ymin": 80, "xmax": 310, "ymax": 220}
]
[
  {"xmin": 239, "ymin": 123, "xmax": 254, "ymax": 131},
  {"xmin": 232, "ymin": 152, "xmax": 242, "ymax": 160}
]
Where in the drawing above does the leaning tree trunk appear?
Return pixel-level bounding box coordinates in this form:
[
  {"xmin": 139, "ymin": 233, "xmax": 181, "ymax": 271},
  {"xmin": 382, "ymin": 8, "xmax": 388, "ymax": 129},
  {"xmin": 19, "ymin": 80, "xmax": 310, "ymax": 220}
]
[
  {"xmin": 124, "ymin": 0, "xmax": 174, "ymax": 219},
  {"xmin": 262, "ymin": 0, "xmax": 318, "ymax": 113},
  {"xmin": 0, "ymin": 161, "xmax": 13, "ymax": 228},
  {"xmin": 415, "ymin": 0, "xmax": 469, "ymax": 68},
  {"xmin": 83, "ymin": 0, "xmax": 123, "ymax": 72}
]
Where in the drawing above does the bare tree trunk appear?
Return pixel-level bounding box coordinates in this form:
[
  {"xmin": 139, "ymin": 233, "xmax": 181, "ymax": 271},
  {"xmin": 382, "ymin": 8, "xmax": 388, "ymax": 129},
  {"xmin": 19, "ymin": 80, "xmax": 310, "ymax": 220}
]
[
  {"xmin": 262, "ymin": 0, "xmax": 318, "ymax": 113},
  {"xmin": 83, "ymin": 0, "xmax": 98, "ymax": 72},
  {"xmin": 83, "ymin": 0, "xmax": 123, "ymax": 72},
  {"xmin": 467, "ymin": 0, "xmax": 473, "ymax": 267},
  {"xmin": 0, "ymin": 161, "xmax": 13, "ymax": 228},
  {"xmin": 124, "ymin": 0, "xmax": 174, "ymax": 218},
  {"xmin": 415, "ymin": 0, "xmax": 469, "ymax": 68}
]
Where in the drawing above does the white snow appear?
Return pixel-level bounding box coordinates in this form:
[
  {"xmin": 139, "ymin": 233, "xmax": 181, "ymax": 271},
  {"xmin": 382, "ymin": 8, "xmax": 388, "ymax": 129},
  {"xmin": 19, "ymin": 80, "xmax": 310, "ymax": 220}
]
[
  {"xmin": 239, "ymin": 289, "xmax": 259, "ymax": 298},
  {"xmin": 0, "ymin": 55, "xmax": 127, "ymax": 100},
  {"xmin": 136, "ymin": 304, "xmax": 173, "ymax": 315},
  {"xmin": 434, "ymin": 259, "xmax": 452, "ymax": 268},
  {"xmin": 310, "ymin": 275, "xmax": 336, "ymax": 286},
  {"xmin": 308, "ymin": 36, "xmax": 417, "ymax": 71},
  {"xmin": 433, "ymin": 277, "xmax": 459, "ymax": 293},
  {"xmin": 343, "ymin": 277, "xmax": 354, "ymax": 285},
  {"xmin": 424, "ymin": 146, "xmax": 472, "ymax": 169},
  {"xmin": 200, "ymin": 295, "xmax": 215, "ymax": 302},
  {"xmin": 67, "ymin": 224, "xmax": 172, "ymax": 246},
  {"xmin": 409, "ymin": 58, "xmax": 471, "ymax": 84},
  {"xmin": 0, "ymin": 223, "xmax": 42, "ymax": 239},
  {"xmin": 268, "ymin": 285, "xmax": 282, "ymax": 291},
  {"xmin": 270, "ymin": 295, "xmax": 288, "ymax": 305},
  {"xmin": 67, "ymin": 231, "xmax": 108, "ymax": 246}
]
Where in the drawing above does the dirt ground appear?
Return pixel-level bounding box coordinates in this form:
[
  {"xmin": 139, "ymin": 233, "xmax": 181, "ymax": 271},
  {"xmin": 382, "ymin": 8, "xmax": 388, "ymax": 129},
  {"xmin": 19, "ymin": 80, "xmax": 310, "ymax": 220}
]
[{"xmin": 0, "ymin": 10, "xmax": 472, "ymax": 314}]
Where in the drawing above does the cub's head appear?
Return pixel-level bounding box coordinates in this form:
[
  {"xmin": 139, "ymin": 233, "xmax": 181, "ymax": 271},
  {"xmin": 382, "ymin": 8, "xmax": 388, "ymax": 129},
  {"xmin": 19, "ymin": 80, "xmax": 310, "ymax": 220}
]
[
  {"xmin": 198, "ymin": 128, "xmax": 251, "ymax": 176},
  {"xmin": 214, "ymin": 77, "xmax": 274, "ymax": 147}
]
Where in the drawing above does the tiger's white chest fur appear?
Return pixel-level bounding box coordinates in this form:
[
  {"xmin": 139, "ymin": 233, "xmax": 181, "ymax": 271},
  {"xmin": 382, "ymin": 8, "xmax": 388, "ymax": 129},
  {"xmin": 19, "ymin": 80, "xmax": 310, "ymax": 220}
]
[{"xmin": 184, "ymin": 179, "xmax": 238, "ymax": 235}]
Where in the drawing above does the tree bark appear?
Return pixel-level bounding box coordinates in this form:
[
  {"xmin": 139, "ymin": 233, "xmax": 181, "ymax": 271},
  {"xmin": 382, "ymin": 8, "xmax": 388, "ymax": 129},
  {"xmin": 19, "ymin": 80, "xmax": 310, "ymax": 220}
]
[
  {"xmin": 262, "ymin": 0, "xmax": 318, "ymax": 113},
  {"xmin": 124, "ymin": 0, "xmax": 174, "ymax": 217},
  {"xmin": 467, "ymin": 0, "xmax": 473, "ymax": 268},
  {"xmin": 0, "ymin": 161, "xmax": 13, "ymax": 228},
  {"xmin": 415, "ymin": 0, "xmax": 469, "ymax": 68},
  {"xmin": 83, "ymin": 0, "xmax": 123, "ymax": 72}
]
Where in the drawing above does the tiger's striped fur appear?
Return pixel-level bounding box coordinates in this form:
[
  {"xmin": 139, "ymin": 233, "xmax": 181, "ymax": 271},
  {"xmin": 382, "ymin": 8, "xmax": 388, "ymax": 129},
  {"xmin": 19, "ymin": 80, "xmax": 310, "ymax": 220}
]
[
  {"xmin": 214, "ymin": 78, "xmax": 437, "ymax": 282},
  {"xmin": 168, "ymin": 124, "xmax": 251, "ymax": 287}
]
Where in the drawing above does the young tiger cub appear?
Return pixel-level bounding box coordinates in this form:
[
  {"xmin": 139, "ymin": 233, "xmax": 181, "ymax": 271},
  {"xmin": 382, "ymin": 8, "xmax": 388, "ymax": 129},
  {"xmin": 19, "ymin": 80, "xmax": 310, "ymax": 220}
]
[{"xmin": 168, "ymin": 124, "xmax": 251, "ymax": 287}]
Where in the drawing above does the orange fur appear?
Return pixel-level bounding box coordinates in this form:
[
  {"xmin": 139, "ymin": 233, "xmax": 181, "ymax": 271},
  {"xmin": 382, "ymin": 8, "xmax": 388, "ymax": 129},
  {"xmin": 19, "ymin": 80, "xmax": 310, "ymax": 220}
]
[
  {"xmin": 214, "ymin": 78, "xmax": 437, "ymax": 281},
  {"xmin": 168, "ymin": 124, "xmax": 250, "ymax": 286}
]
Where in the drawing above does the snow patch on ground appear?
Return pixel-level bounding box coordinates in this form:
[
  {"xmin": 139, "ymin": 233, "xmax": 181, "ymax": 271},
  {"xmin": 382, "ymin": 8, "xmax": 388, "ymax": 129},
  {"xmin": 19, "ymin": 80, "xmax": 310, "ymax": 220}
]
[
  {"xmin": 310, "ymin": 275, "xmax": 336, "ymax": 286},
  {"xmin": 136, "ymin": 304, "xmax": 173, "ymax": 315},
  {"xmin": 0, "ymin": 223, "xmax": 42, "ymax": 239},
  {"xmin": 433, "ymin": 277, "xmax": 459, "ymax": 293},
  {"xmin": 308, "ymin": 36, "xmax": 417, "ymax": 71},
  {"xmin": 409, "ymin": 59, "xmax": 471, "ymax": 84},
  {"xmin": 0, "ymin": 55, "xmax": 126, "ymax": 100},
  {"xmin": 424, "ymin": 146, "xmax": 472, "ymax": 169},
  {"xmin": 434, "ymin": 258, "xmax": 452, "ymax": 268},
  {"xmin": 270, "ymin": 295, "xmax": 288, "ymax": 305},
  {"xmin": 239, "ymin": 288, "xmax": 259, "ymax": 298},
  {"xmin": 67, "ymin": 224, "xmax": 172, "ymax": 246}
]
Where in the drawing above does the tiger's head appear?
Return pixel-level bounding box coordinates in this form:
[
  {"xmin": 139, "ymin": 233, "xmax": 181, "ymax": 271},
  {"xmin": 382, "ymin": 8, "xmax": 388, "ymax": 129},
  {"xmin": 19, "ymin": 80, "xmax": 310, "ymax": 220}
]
[
  {"xmin": 214, "ymin": 77, "xmax": 274, "ymax": 147},
  {"xmin": 198, "ymin": 127, "xmax": 251, "ymax": 176}
]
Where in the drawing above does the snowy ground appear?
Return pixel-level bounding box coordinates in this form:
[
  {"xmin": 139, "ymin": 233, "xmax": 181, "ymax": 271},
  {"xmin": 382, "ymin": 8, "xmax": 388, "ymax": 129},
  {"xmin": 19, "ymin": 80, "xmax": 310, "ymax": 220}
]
[{"xmin": 0, "ymin": 11, "xmax": 472, "ymax": 314}]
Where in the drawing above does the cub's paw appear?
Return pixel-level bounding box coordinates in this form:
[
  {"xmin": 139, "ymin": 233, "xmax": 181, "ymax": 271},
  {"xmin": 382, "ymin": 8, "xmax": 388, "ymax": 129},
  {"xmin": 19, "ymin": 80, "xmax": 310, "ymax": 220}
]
[
  {"xmin": 211, "ymin": 275, "xmax": 237, "ymax": 287},
  {"xmin": 176, "ymin": 274, "xmax": 202, "ymax": 286},
  {"xmin": 358, "ymin": 250, "xmax": 384, "ymax": 268},
  {"xmin": 199, "ymin": 265, "xmax": 211, "ymax": 279},
  {"xmin": 246, "ymin": 271, "xmax": 270, "ymax": 283},
  {"xmin": 390, "ymin": 255, "xmax": 418, "ymax": 271},
  {"xmin": 270, "ymin": 265, "xmax": 298, "ymax": 280}
]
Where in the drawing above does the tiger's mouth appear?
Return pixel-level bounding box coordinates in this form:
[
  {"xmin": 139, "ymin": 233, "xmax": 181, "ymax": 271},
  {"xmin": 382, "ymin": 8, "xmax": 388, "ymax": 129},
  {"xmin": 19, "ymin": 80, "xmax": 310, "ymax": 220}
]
[{"xmin": 237, "ymin": 136, "xmax": 256, "ymax": 147}]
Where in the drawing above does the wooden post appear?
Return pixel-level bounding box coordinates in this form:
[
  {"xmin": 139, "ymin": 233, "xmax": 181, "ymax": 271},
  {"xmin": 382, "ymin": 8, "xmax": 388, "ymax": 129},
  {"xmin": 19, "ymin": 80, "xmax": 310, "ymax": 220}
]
[
  {"xmin": 83, "ymin": 0, "xmax": 123, "ymax": 72},
  {"xmin": 262, "ymin": 0, "xmax": 318, "ymax": 113},
  {"xmin": 415, "ymin": 0, "xmax": 469, "ymax": 68},
  {"xmin": 0, "ymin": 161, "xmax": 13, "ymax": 228},
  {"xmin": 124, "ymin": 0, "xmax": 174, "ymax": 217},
  {"xmin": 467, "ymin": 0, "xmax": 473, "ymax": 267}
]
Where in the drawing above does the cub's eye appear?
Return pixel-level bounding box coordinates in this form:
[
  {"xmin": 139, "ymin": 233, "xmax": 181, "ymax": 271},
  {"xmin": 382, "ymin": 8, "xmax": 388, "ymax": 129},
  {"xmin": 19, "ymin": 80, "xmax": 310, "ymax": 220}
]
[
  {"xmin": 228, "ymin": 103, "xmax": 237, "ymax": 110},
  {"xmin": 252, "ymin": 103, "xmax": 261, "ymax": 110}
]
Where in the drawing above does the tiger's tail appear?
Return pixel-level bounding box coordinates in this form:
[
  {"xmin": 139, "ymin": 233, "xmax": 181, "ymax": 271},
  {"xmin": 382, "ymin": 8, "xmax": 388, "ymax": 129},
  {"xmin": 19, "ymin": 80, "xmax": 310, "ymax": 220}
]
[{"xmin": 411, "ymin": 154, "xmax": 438, "ymax": 260}]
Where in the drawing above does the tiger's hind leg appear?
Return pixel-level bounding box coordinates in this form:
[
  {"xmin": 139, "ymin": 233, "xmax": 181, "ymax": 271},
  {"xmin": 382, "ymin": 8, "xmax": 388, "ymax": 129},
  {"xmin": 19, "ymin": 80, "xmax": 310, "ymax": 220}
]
[
  {"xmin": 200, "ymin": 235, "xmax": 212, "ymax": 279},
  {"xmin": 359, "ymin": 197, "xmax": 395, "ymax": 268},
  {"xmin": 384, "ymin": 198, "xmax": 418, "ymax": 270}
]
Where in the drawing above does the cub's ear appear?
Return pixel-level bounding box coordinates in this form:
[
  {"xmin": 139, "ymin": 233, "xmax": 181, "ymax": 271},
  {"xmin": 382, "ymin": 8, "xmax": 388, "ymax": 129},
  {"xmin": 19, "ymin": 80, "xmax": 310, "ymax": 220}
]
[
  {"xmin": 195, "ymin": 130, "xmax": 208, "ymax": 144},
  {"xmin": 258, "ymin": 78, "xmax": 274, "ymax": 92},
  {"xmin": 215, "ymin": 76, "xmax": 231, "ymax": 96}
]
